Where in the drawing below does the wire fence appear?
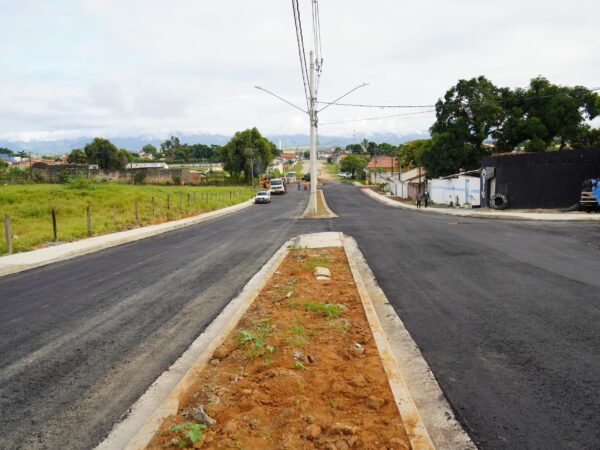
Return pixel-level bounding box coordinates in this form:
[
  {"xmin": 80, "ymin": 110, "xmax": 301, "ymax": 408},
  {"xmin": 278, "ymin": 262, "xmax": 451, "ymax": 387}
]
[{"xmin": 1, "ymin": 186, "xmax": 257, "ymax": 254}]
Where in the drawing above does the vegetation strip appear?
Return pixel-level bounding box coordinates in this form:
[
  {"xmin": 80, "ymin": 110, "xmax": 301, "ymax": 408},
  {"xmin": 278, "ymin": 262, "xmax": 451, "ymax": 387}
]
[{"xmin": 145, "ymin": 246, "xmax": 412, "ymax": 449}]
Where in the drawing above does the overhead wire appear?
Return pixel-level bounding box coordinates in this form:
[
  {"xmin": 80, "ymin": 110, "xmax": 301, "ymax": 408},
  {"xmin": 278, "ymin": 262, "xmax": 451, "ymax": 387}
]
[
  {"xmin": 291, "ymin": 0, "xmax": 310, "ymax": 110},
  {"xmin": 320, "ymin": 109, "xmax": 437, "ymax": 126}
]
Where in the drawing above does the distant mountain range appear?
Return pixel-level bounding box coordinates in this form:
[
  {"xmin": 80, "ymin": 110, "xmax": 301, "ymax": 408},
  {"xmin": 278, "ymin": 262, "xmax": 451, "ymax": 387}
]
[{"xmin": 0, "ymin": 132, "xmax": 430, "ymax": 155}]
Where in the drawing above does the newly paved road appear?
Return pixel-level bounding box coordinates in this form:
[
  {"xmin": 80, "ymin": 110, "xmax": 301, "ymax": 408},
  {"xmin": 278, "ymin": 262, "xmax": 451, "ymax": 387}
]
[{"xmin": 1, "ymin": 182, "xmax": 599, "ymax": 449}]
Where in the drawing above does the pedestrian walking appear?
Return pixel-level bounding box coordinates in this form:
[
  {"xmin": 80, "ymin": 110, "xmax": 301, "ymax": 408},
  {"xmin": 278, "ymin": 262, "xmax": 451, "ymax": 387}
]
[
  {"xmin": 297, "ymin": 181, "xmax": 301, "ymax": 191},
  {"xmin": 416, "ymin": 192, "xmax": 422, "ymax": 209},
  {"xmin": 303, "ymin": 181, "xmax": 308, "ymax": 191},
  {"xmin": 423, "ymin": 191, "xmax": 429, "ymax": 208}
]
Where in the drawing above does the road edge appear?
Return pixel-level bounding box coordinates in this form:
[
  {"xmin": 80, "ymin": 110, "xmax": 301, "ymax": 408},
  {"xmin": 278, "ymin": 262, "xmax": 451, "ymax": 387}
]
[
  {"xmin": 343, "ymin": 235, "xmax": 477, "ymax": 450},
  {"xmin": 359, "ymin": 185, "xmax": 600, "ymax": 221},
  {"xmin": 96, "ymin": 235, "xmax": 294, "ymax": 450},
  {"xmin": 0, "ymin": 198, "xmax": 255, "ymax": 277}
]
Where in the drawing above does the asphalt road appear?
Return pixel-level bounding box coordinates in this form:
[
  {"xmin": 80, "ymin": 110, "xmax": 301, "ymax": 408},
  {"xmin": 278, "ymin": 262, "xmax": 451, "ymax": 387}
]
[{"xmin": 1, "ymin": 182, "xmax": 599, "ymax": 449}]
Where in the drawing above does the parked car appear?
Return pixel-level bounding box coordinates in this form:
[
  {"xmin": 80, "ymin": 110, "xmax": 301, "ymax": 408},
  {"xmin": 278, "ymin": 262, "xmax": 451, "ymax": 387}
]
[
  {"xmin": 270, "ymin": 178, "xmax": 286, "ymax": 195},
  {"xmin": 338, "ymin": 172, "xmax": 353, "ymax": 178},
  {"xmin": 254, "ymin": 191, "xmax": 271, "ymax": 204}
]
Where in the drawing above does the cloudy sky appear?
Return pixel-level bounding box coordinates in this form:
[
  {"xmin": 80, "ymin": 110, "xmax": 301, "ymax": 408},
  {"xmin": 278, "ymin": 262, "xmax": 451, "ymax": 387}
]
[{"xmin": 1, "ymin": 0, "xmax": 599, "ymax": 142}]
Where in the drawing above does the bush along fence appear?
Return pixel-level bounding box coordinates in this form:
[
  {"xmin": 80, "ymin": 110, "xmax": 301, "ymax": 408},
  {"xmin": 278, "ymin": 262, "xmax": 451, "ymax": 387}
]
[{"xmin": 1, "ymin": 186, "xmax": 256, "ymax": 254}]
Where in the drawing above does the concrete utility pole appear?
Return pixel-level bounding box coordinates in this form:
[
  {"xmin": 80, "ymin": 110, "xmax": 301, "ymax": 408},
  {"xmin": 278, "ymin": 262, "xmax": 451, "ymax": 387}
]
[{"xmin": 308, "ymin": 50, "xmax": 318, "ymax": 214}]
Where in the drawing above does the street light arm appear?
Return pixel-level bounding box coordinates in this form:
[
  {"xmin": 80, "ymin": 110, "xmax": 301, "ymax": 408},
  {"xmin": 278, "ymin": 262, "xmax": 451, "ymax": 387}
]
[
  {"xmin": 317, "ymin": 82, "xmax": 369, "ymax": 113},
  {"xmin": 254, "ymin": 86, "xmax": 308, "ymax": 114}
]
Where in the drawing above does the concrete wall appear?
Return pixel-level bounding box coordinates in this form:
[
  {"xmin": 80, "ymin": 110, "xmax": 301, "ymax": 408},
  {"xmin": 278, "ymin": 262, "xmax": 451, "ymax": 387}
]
[{"xmin": 427, "ymin": 176, "xmax": 481, "ymax": 207}]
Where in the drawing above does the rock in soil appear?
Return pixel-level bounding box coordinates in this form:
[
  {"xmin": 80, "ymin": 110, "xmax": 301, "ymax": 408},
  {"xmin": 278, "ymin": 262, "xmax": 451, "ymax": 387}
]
[
  {"xmin": 213, "ymin": 345, "xmax": 229, "ymax": 360},
  {"xmin": 183, "ymin": 404, "xmax": 216, "ymax": 426},
  {"xmin": 314, "ymin": 267, "xmax": 331, "ymax": 278},
  {"xmin": 222, "ymin": 420, "xmax": 237, "ymax": 436},
  {"xmin": 304, "ymin": 424, "xmax": 322, "ymax": 440},
  {"xmin": 348, "ymin": 342, "xmax": 365, "ymax": 356},
  {"xmin": 307, "ymin": 354, "xmax": 316, "ymax": 363},
  {"xmin": 367, "ymin": 395, "xmax": 386, "ymax": 410},
  {"xmin": 330, "ymin": 423, "xmax": 358, "ymax": 435},
  {"xmin": 349, "ymin": 375, "xmax": 367, "ymax": 387}
]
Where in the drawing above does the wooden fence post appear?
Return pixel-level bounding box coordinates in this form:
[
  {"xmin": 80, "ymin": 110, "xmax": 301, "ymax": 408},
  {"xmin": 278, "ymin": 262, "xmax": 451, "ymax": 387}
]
[
  {"xmin": 187, "ymin": 193, "xmax": 190, "ymax": 208},
  {"xmin": 86, "ymin": 206, "xmax": 92, "ymax": 236},
  {"xmin": 134, "ymin": 199, "xmax": 139, "ymax": 224},
  {"xmin": 152, "ymin": 196, "xmax": 155, "ymax": 217},
  {"xmin": 4, "ymin": 214, "xmax": 11, "ymax": 254},
  {"xmin": 52, "ymin": 208, "xmax": 57, "ymax": 242},
  {"xmin": 167, "ymin": 194, "xmax": 170, "ymax": 210},
  {"xmin": 179, "ymin": 192, "xmax": 183, "ymax": 209}
]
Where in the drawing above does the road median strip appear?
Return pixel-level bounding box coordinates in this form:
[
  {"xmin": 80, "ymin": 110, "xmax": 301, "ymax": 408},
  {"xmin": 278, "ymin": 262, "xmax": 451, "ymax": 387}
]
[{"xmin": 98, "ymin": 232, "xmax": 476, "ymax": 449}]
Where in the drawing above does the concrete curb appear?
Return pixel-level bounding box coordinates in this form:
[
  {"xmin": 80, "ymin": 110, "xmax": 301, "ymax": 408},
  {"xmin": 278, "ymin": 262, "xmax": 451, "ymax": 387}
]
[
  {"xmin": 302, "ymin": 189, "xmax": 338, "ymax": 219},
  {"xmin": 0, "ymin": 199, "xmax": 255, "ymax": 277},
  {"xmin": 360, "ymin": 187, "xmax": 600, "ymax": 221},
  {"xmin": 99, "ymin": 231, "xmax": 469, "ymax": 449},
  {"xmin": 96, "ymin": 235, "xmax": 294, "ymax": 450},
  {"xmin": 343, "ymin": 236, "xmax": 476, "ymax": 450}
]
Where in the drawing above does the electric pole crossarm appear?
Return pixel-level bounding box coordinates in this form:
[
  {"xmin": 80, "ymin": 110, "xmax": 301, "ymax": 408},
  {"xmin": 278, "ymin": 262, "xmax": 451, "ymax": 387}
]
[
  {"xmin": 254, "ymin": 86, "xmax": 308, "ymax": 114},
  {"xmin": 317, "ymin": 82, "xmax": 369, "ymax": 113}
]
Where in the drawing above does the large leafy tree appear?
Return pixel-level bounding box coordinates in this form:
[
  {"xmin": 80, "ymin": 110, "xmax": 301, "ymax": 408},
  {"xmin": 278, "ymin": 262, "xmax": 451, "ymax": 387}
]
[
  {"xmin": 0, "ymin": 147, "xmax": 14, "ymax": 155},
  {"xmin": 396, "ymin": 139, "xmax": 431, "ymax": 169},
  {"xmin": 84, "ymin": 138, "xmax": 125, "ymax": 169},
  {"xmin": 160, "ymin": 136, "xmax": 182, "ymax": 161},
  {"xmin": 339, "ymin": 154, "xmax": 368, "ymax": 177},
  {"xmin": 493, "ymin": 77, "xmax": 600, "ymax": 151},
  {"xmin": 221, "ymin": 128, "xmax": 275, "ymax": 180},
  {"xmin": 67, "ymin": 149, "xmax": 87, "ymax": 164},
  {"xmin": 141, "ymin": 144, "xmax": 158, "ymax": 156},
  {"xmin": 346, "ymin": 144, "xmax": 363, "ymax": 154}
]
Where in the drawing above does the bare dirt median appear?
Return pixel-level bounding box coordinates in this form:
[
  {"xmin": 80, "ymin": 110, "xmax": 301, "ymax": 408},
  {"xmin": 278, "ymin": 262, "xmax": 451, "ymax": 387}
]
[{"xmin": 146, "ymin": 247, "xmax": 411, "ymax": 449}]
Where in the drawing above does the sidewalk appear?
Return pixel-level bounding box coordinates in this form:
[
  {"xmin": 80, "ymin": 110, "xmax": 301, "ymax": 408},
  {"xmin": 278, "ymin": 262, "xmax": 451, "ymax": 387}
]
[
  {"xmin": 0, "ymin": 199, "xmax": 254, "ymax": 277},
  {"xmin": 360, "ymin": 186, "xmax": 600, "ymax": 221}
]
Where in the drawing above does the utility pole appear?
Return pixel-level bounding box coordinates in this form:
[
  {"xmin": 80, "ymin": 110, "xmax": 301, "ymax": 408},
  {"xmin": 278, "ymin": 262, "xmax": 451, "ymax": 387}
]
[{"xmin": 309, "ymin": 50, "xmax": 318, "ymax": 214}]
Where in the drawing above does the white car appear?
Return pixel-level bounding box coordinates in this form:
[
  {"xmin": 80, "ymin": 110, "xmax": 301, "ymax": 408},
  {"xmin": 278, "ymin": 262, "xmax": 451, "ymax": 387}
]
[
  {"xmin": 254, "ymin": 191, "xmax": 271, "ymax": 204},
  {"xmin": 338, "ymin": 172, "xmax": 352, "ymax": 178}
]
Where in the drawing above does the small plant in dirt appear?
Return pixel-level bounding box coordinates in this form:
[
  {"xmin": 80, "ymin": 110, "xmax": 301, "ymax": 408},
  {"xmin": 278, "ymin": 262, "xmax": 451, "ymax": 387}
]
[
  {"xmin": 239, "ymin": 320, "xmax": 276, "ymax": 359},
  {"xmin": 303, "ymin": 256, "xmax": 330, "ymax": 269},
  {"xmin": 301, "ymin": 301, "xmax": 347, "ymax": 320},
  {"xmin": 293, "ymin": 361, "xmax": 308, "ymax": 370},
  {"xmin": 169, "ymin": 421, "xmax": 207, "ymax": 448},
  {"xmin": 286, "ymin": 324, "xmax": 313, "ymax": 347},
  {"xmin": 330, "ymin": 318, "xmax": 351, "ymax": 335}
]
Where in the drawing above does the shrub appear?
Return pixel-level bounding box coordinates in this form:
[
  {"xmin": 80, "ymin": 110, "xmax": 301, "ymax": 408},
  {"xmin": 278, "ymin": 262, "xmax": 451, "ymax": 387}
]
[
  {"xmin": 67, "ymin": 174, "xmax": 96, "ymax": 190},
  {"xmin": 172, "ymin": 175, "xmax": 181, "ymax": 185},
  {"xmin": 133, "ymin": 170, "xmax": 146, "ymax": 185}
]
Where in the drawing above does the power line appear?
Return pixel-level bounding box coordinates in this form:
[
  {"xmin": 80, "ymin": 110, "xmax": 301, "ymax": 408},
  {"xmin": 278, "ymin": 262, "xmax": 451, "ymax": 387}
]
[
  {"xmin": 320, "ymin": 109, "xmax": 436, "ymax": 126},
  {"xmin": 291, "ymin": 0, "xmax": 310, "ymax": 110},
  {"xmin": 317, "ymin": 86, "xmax": 600, "ymax": 110}
]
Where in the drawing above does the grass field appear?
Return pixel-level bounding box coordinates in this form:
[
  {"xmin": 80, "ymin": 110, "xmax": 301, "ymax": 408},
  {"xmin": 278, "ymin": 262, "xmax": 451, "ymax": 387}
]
[
  {"xmin": 324, "ymin": 162, "xmax": 339, "ymax": 175},
  {"xmin": 293, "ymin": 160, "xmax": 304, "ymax": 177},
  {"xmin": 0, "ymin": 183, "xmax": 255, "ymax": 254}
]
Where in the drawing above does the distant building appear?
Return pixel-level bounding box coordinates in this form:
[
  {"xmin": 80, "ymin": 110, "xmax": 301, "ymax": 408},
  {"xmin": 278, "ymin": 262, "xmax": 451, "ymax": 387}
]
[
  {"xmin": 367, "ymin": 156, "xmax": 397, "ymax": 172},
  {"xmin": 126, "ymin": 162, "xmax": 169, "ymax": 170},
  {"xmin": 281, "ymin": 152, "xmax": 299, "ymax": 161}
]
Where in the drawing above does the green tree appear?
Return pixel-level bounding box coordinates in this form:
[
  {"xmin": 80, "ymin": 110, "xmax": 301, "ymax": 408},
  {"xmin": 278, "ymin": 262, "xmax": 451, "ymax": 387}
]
[
  {"xmin": 0, "ymin": 147, "xmax": 14, "ymax": 155},
  {"xmin": 67, "ymin": 149, "xmax": 87, "ymax": 164},
  {"xmin": 160, "ymin": 136, "xmax": 182, "ymax": 161},
  {"xmin": 84, "ymin": 138, "xmax": 125, "ymax": 170},
  {"xmin": 339, "ymin": 154, "xmax": 368, "ymax": 178},
  {"xmin": 493, "ymin": 77, "xmax": 600, "ymax": 151},
  {"xmin": 303, "ymin": 150, "xmax": 310, "ymax": 159},
  {"xmin": 345, "ymin": 144, "xmax": 363, "ymax": 154},
  {"xmin": 141, "ymin": 143, "xmax": 158, "ymax": 156},
  {"xmin": 220, "ymin": 128, "xmax": 275, "ymax": 181},
  {"xmin": 396, "ymin": 139, "xmax": 431, "ymax": 169},
  {"xmin": 378, "ymin": 143, "xmax": 396, "ymax": 155}
]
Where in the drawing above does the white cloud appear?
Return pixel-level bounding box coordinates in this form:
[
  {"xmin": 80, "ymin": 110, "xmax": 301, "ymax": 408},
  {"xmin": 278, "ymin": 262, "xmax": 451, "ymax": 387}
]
[{"xmin": 0, "ymin": 0, "xmax": 599, "ymax": 141}]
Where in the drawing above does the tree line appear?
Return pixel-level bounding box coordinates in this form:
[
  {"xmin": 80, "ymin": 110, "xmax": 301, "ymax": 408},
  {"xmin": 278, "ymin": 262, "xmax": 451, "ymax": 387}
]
[{"xmin": 63, "ymin": 128, "xmax": 280, "ymax": 181}]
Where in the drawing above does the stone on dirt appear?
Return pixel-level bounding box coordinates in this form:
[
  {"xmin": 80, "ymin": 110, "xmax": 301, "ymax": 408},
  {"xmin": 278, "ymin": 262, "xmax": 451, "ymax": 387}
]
[
  {"xmin": 314, "ymin": 267, "xmax": 331, "ymax": 278},
  {"xmin": 330, "ymin": 423, "xmax": 358, "ymax": 435},
  {"xmin": 222, "ymin": 420, "xmax": 237, "ymax": 436},
  {"xmin": 183, "ymin": 404, "xmax": 216, "ymax": 426},
  {"xmin": 213, "ymin": 345, "xmax": 229, "ymax": 360},
  {"xmin": 367, "ymin": 395, "xmax": 386, "ymax": 410},
  {"xmin": 304, "ymin": 424, "xmax": 322, "ymax": 440},
  {"xmin": 348, "ymin": 342, "xmax": 365, "ymax": 356}
]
